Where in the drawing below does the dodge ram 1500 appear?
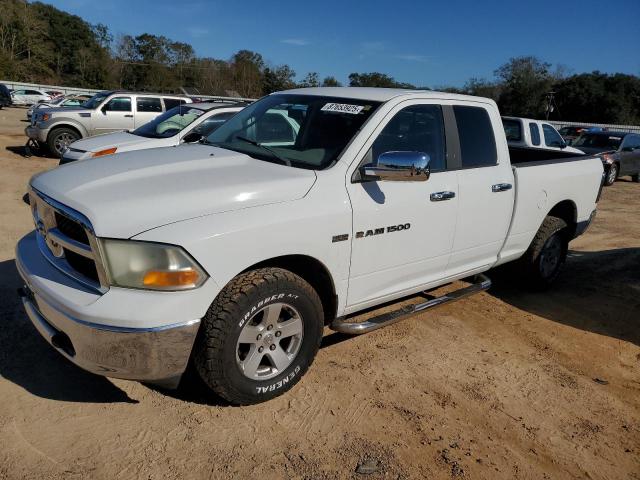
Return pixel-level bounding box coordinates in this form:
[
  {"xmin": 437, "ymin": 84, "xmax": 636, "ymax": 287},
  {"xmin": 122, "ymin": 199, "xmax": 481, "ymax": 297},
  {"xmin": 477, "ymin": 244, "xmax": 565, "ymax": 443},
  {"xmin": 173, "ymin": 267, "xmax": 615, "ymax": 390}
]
[{"xmin": 16, "ymin": 87, "xmax": 604, "ymax": 404}]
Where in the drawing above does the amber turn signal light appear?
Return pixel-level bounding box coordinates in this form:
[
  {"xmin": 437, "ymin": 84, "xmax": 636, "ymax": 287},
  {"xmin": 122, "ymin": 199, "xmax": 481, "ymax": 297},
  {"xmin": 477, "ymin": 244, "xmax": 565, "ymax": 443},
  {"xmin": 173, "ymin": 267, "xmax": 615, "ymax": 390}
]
[
  {"xmin": 91, "ymin": 147, "xmax": 118, "ymax": 158},
  {"xmin": 142, "ymin": 269, "xmax": 200, "ymax": 288}
]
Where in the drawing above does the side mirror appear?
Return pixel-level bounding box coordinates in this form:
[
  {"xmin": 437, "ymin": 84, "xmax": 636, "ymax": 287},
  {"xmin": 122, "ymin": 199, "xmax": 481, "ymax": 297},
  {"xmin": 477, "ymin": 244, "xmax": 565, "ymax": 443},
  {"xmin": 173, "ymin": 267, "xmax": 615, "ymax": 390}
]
[
  {"xmin": 361, "ymin": 151, "xmax": 430, "ymax": 182},
  {"xmin": 182, "ymin": 131, "xmax": 204, "ymax": 143},
  {"xmin": 559, "ymin": 141, "xmax": 567, "ymax": 149},
  {"xmin": 101, "ymin": 104, "xmax": 108, "ymax": 114}
]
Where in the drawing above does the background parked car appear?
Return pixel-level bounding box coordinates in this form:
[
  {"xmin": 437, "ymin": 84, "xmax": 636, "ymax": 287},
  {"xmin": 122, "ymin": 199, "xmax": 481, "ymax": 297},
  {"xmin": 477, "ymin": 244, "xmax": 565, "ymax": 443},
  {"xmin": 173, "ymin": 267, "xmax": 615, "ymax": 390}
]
[
  {"xmin": 502, "ymin": 117, "xmax": 584, "ymax": 155},
  {"xmin": 25, "ymin": 90, "xmax": 193, "ymax": 157},
  {"xmin": 27, "ymin": 94, "xmax": 92, "ymax": 119},
  {"xmin": 60, "ymin": 101, "xmax": 248, "ymax": 164},
  {"xmin": 572, "ymin": 131, "xmax": 640, "ymax": 185},
  {"xmin": 558, "ymin": 125, "xmax": 590, "ymax": 144},
  {"xmin": 45, "ymin": 90, "xmax": 64, "ymax": 99},
  {"xmin": 0, "ymin": 83, "xmax": 12, "ymax": 109},
  {"xmin": 10, "ymin": 88, "xmax": 51, "ymax": 105}
]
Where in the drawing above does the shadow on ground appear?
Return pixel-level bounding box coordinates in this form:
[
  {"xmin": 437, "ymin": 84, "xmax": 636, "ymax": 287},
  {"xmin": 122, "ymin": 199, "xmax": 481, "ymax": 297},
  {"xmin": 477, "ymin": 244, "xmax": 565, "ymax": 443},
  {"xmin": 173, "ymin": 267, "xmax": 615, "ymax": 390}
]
[
  {"xmin": 0, "ymin": 259, "xmax": 138, "ymax": 403},
  {"xmin": 490, "ymin": 247, "xmax": 640, "ymax": 346}
]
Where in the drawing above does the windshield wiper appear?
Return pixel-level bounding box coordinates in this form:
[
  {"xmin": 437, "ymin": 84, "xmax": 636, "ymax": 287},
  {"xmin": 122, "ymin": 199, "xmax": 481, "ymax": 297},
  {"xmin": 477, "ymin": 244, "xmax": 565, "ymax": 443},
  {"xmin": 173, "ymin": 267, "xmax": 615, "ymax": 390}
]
[{"xmin": 234, "ymin": 136, "xmax": 291, "ymax": 166}]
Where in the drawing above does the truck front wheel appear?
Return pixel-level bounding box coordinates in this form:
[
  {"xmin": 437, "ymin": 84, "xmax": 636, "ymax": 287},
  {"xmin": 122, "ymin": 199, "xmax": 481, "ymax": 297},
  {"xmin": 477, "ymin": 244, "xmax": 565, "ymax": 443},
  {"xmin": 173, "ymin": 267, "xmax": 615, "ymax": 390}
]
[
  {"xmin": 519, "ymin": 216, "xmax": 568, "ymax": 290},
  {"xmin": 193, "ymin": 267, "xmax": 324, "ymax": 405}
]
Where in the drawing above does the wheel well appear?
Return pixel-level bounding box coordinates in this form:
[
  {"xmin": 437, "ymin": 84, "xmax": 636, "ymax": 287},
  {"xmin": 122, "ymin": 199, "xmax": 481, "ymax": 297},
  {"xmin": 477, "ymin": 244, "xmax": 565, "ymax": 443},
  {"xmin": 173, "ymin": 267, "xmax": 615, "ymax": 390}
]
[
  {"xmin": 47, "ymin": 124, "xmax": 82, "ymax": 142},
  {"xmin": 243, "ymin": 255, "xmax": 337, "ymax": 324},
  {"xmin": 548, "ymin": 200, "xmax": 577, "ymax": 237}
]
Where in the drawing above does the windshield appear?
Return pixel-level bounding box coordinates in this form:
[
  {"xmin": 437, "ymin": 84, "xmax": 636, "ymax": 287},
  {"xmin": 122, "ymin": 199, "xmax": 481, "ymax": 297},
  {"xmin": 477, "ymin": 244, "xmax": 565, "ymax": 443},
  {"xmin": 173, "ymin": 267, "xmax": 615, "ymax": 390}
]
[
  {"xmin": 573, "ymin": 133, "xmax": 622, "ymax": 150},
  {"xmin": 82, "ymin": 92, "xmax": 109, "ymax": 109},
  {"xmin": 132, "ymin": 105, "xmax": 206, "ymax": 138},
  {"xmin": 205, "ymin": 94, "xmax": 381, "ymax": 169}
]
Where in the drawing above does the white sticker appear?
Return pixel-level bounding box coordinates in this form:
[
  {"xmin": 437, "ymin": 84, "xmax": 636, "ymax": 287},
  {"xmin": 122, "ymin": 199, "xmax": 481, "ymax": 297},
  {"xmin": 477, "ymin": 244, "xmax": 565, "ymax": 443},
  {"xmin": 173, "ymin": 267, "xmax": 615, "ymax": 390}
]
[{"xmin": 321, "ymin": 103, "xmax": 364, "ymax": 114}]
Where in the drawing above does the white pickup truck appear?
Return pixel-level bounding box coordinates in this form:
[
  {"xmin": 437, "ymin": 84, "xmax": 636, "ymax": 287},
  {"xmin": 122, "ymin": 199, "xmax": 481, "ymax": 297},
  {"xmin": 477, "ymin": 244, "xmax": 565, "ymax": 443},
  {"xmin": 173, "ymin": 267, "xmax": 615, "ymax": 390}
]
[{"xmin": 16, "ymin": 87, "xmax": 604, "ymax": 405}]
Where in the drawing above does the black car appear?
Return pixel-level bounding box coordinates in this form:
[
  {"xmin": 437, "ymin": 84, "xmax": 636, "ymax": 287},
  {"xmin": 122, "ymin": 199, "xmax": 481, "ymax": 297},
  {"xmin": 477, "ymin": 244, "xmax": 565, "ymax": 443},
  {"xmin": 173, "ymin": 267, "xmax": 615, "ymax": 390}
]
[
  {"xmin": 572, "ymin": 131, "xmax": 640, "ymax": 186},
  {"xmin": 0, "ymin": 83, "xmax": 12, "ymax": 108}
]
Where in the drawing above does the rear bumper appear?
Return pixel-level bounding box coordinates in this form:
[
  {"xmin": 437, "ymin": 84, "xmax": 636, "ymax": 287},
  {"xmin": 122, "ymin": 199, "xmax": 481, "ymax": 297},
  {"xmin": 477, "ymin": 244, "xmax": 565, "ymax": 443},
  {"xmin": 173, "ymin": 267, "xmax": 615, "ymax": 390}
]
[{"xmin": 15, "ymin": 231, "xmax": 201, "ymax": 388}]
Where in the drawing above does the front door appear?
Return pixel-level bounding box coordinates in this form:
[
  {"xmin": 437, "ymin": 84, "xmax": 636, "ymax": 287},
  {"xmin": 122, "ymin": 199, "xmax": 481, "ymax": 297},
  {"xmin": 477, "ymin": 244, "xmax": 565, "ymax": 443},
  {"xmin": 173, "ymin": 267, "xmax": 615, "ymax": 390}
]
[
  {"xmin": 346, "ymin": 102, "xmax": 459, "ymax": 310},
  {"xmin": 92, "ymin": 96, "xmax": 134, "ymax": 134}
]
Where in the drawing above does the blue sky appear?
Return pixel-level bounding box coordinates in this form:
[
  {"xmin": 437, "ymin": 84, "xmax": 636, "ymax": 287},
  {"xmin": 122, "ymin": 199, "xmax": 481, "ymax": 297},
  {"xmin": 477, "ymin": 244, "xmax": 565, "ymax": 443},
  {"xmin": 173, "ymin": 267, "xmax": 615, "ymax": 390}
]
[{"xmin": 48, "ymin": 0, "xmax": 639, "ymax": 87}]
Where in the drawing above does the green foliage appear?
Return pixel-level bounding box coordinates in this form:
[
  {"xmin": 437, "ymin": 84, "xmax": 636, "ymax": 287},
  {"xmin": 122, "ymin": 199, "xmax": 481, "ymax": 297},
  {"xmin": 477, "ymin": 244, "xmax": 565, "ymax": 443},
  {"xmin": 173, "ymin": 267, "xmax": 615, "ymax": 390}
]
[
  {"xmin": 348, "ymin": 72, "xmax": 415, "ymax": 89},
  {"xmin": 0, "ymin": 3, "xmax": 638, "ymax": 124}
]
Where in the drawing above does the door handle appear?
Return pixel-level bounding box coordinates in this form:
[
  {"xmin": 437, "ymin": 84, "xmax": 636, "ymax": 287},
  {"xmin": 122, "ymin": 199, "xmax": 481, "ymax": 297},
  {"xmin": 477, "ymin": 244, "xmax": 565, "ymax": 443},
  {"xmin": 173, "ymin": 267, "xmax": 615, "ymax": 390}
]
[
  {"xmin": 430, "ymin": 191, "xmax": 456, "ymax": 202},
  {"xmin": 124, "ymin": 114, "xmax": 133, "ymax": 118},
  {"xmin": 491, "ymin": 183, "xmax": 512, "ymax": 192}
]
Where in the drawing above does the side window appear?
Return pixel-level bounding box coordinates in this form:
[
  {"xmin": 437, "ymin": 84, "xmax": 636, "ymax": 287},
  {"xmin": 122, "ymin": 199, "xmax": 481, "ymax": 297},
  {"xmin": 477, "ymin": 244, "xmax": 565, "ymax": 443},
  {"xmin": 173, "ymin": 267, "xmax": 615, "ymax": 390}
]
[
  {"xmin": 453, "ymin": 105, "xmax": 497, "ymax": 168},
  {"xmin": 529, "ymin": 123, "xmax": 541, "ymax": 146},
  {"xmin": 192, "ymin": 111, "xmax": 236, "ymax": 136},
  {"xmin": 542, "ymin": 124, "xmax": 564, "ymax": 147},
  {"xmin": 13, "ymin": 90, "xmax": 25, "ymax": 95},
  {"xmin": 26, "ymin": 90, "xmax": 41, "ymax": 95},
  {"xmin": 163, "ymin": 98, "xmax": 186, "ymax": 110},
  {"xmin": 137, "ymin": 97, "xmax": 162, "ymax": 113},
  {"xmin": 104, "ymin": 96, "xmax": 131, "ymax": 112},
  {"xmin": 371, "ymin": 104, "xmax": 446, "ymax": 171},
  {"xmin": 622, "ymin": 134, "xmax": 640, "ymax": 150}
]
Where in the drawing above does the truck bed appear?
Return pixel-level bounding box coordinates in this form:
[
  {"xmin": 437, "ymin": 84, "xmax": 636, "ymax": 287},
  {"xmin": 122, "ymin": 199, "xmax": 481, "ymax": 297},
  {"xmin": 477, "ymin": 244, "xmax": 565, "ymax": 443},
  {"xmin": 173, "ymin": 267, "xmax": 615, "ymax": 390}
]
[{"xmin": 496, "ymin": 146, "xmax": 604, "ymax": 266}]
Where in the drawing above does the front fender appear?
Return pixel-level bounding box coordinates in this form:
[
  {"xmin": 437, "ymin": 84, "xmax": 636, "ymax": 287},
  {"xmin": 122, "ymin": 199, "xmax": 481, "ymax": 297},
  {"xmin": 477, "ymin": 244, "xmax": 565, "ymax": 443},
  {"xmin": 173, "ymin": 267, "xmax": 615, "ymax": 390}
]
[{"xmin": 44, "ymin": 118, "xmax": 89, "ymax": 138}]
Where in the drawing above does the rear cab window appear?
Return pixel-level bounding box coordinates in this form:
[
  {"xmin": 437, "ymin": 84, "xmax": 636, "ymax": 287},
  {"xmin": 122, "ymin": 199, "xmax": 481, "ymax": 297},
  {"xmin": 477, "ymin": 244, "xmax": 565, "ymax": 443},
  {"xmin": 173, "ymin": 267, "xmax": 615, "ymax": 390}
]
[
  {"xmin": 453, "ymin": 105, "xmax": 497, "ymax": 168},
  {"xmin": 529, "ymin": 123, "xmax": 541, "ymax": 146},
  {"xmin": 502, "ymin": 119, "xmax": 522, "ymax": 142}
]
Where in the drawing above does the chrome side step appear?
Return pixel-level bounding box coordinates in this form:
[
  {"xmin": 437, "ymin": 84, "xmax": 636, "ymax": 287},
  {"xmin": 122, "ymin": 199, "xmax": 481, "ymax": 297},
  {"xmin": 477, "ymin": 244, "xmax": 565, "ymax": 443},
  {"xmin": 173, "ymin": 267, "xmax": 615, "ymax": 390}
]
[{"xmin": 330, "ymin": 274, "xmax": 491, "ymax": 335}]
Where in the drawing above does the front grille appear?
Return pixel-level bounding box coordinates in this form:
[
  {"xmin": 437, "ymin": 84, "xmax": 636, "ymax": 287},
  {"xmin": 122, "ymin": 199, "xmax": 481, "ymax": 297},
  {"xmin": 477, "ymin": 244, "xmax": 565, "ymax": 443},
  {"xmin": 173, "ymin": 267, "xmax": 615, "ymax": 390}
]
[
  {"xmin": 64, "ymin": 249, "xmax": 99, "ymax": 282},
  {"xmin": 55, "ymin": 212, "xmax": 89, "ymax": 244},
  {"xmin": 30, "ymin": 188, "xmax": 107, "ymax": 292}
]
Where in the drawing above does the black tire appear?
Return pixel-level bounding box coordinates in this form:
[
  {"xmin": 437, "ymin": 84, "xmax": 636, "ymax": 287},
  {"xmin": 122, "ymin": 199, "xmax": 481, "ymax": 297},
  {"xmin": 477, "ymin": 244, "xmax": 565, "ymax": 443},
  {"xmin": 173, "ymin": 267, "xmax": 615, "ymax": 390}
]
[
  {"xmin": 47, "ymin": 127, "xmax": 79, "ymax": 158},
  {"xmin": 604, "ymin": 163, "xmax": 618, "ymax": 186},
  {"xmin": 193, "ymin": 267, "xmax": 324, "ymax": 405},
  {"xmin": 632, "ymin": 173, "xmax": 639, "ymax": 183},
  {"xmin": 519, "ymin": 216, "xmax": 568, "ymax": 290}
]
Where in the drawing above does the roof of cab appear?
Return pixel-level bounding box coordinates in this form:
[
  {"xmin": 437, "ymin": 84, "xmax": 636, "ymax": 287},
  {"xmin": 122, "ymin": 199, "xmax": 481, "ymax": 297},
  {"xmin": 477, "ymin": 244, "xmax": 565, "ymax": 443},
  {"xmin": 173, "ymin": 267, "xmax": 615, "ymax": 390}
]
[{"xmin": 275, "ymin": 86, "xmax": 494, "ymax": 104}]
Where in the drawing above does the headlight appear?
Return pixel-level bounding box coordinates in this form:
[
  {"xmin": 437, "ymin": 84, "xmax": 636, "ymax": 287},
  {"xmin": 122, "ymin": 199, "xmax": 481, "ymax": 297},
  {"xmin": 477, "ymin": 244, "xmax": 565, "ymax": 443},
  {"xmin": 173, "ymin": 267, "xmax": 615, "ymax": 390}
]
[
  {"xmin": 91, "ymin": 147, "xmax": 117, "ymax": 158},
  {"xmin": 99, "ymin": 239, "xmax": 208, "ymax": 291}
]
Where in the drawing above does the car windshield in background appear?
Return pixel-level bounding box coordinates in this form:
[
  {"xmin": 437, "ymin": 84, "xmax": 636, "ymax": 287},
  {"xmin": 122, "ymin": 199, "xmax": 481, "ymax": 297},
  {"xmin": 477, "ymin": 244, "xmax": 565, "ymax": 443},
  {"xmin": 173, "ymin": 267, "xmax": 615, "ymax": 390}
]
[
  {"xmin": 502, "ymin": 119, "xmax": 522, "ymax": 141},
  {"xmin": 573, "ymin": 133, "xmax": 622, "ymax": 150},
  {"xmin": 132, "ymin": 105, "xmax": 205, "ymax": 138},
  {"xmin": 205, "ymin": 94, "xmax": 381, "ymax": 170},
  {"xmin": 82, "ymin": 92, "xmax": 109, "ymax": 109}
]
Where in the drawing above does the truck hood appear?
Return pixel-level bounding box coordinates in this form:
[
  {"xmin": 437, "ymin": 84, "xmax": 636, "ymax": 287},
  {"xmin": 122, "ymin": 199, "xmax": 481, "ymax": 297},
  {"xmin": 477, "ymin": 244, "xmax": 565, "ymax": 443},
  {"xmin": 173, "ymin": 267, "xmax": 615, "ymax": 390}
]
[
  {"xmin": 70, "ymin": 131, "xmax": 158, "ymax": 153},
  {"xmin": 31, "ymin": 145, "xmax": 317, "ymax": 238}
]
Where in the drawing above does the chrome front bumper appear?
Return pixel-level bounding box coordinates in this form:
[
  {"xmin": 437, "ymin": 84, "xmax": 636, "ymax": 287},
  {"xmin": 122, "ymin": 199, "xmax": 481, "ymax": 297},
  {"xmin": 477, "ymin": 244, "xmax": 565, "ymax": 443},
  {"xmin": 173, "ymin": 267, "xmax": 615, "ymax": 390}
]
[{"xmin": 16, "ymin": 232, "xmax": 200, "ymax": 389}]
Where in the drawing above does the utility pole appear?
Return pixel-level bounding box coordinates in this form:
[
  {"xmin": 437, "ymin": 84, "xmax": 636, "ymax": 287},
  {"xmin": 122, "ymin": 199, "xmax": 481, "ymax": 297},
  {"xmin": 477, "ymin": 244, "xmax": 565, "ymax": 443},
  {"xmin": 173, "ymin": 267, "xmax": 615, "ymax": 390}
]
[{"xmin": 545, "ymin": 91, "xmax": 560, "ymax": 120}]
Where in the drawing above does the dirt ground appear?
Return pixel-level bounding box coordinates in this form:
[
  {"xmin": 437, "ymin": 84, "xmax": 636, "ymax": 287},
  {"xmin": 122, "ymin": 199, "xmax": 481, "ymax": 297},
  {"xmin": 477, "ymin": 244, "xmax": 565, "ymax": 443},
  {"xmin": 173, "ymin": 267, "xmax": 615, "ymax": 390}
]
[{"xmin": 0, "ymin": 106, "xmax": 638, "ymax": 480}]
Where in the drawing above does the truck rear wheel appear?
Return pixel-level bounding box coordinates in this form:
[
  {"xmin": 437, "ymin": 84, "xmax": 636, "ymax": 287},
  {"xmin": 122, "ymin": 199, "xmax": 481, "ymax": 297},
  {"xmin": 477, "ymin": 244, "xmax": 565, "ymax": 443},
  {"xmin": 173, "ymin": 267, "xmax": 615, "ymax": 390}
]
[
  {"xmin": 47, "ymin": 127, "xmax": 79, "ymax": 158},
  {"xmin": 519, "ymin": 216, "xmax": 568, "ymax": 290},
  {"xmin": 193, "ymin": 267, "xmax": 324, "ymax": 405}
]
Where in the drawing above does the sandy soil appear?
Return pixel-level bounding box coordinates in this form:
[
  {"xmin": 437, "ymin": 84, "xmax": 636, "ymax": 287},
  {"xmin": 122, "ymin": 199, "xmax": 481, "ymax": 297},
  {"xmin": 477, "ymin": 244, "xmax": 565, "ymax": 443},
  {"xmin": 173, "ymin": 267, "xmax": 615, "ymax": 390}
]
[{"xmin": 0, "ymin": 106, "xmax": 638, "ymax": 480}]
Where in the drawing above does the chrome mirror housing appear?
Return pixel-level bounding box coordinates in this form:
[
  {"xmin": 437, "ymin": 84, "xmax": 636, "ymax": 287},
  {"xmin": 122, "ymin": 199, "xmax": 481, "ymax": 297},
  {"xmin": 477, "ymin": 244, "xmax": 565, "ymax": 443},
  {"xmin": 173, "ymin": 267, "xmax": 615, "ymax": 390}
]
[{"xmin": 361, "ymin": 151, "xmax": 431, "ymax": 182}]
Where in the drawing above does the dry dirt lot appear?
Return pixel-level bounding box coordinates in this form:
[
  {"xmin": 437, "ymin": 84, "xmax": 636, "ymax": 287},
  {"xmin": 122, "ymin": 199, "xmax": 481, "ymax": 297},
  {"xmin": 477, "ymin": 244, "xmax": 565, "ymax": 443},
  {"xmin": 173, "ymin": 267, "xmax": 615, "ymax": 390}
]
[{"xmin": 0, "ymin": 106, "xmax": 638, "ymax": 480}]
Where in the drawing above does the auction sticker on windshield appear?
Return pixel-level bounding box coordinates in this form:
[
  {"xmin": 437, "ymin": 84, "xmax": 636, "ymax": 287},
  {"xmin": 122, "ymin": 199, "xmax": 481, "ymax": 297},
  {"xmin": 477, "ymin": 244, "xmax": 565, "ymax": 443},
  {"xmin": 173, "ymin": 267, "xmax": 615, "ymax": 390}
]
[{"xmin": 321, "ymin": 103, "xmax": 364, "ymax": 114}]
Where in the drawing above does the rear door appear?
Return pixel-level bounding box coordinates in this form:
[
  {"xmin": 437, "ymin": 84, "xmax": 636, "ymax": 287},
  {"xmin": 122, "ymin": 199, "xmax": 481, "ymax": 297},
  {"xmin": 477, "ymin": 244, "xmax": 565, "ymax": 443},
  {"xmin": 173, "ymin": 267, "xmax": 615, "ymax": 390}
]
[
  {"xmin": 447, "ymin": 103, "xmax": 515, "ymax": 275},
  {"xmin": 92, "ymin": 96, "xmax": 134, "ymax": 134},
  {"xmin": 619, "ymin": 134, "xmax": 640, "ymax": 176},
  {"xmin": 346, "ymin": 100, "xmax": 459, "ymax": 309},
  {"xmin": 135, "ymin": 96, "xmax": 163, "ymax": 128}
]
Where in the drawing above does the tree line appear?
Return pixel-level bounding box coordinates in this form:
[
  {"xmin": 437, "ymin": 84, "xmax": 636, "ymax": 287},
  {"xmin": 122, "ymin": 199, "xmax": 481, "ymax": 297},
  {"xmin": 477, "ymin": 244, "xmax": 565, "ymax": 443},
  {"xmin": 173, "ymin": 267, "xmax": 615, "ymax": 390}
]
[{"xmin": 1, "ymin": 0, "xmax": 639, "ymax": 124}]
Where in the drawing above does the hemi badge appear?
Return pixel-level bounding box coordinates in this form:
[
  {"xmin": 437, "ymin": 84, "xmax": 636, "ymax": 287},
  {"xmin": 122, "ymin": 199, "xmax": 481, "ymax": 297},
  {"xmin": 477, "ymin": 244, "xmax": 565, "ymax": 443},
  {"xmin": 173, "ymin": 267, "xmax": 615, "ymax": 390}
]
[{"xmin": 332, "ymin": 234, "xmax": 349, "ymax": 243}]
